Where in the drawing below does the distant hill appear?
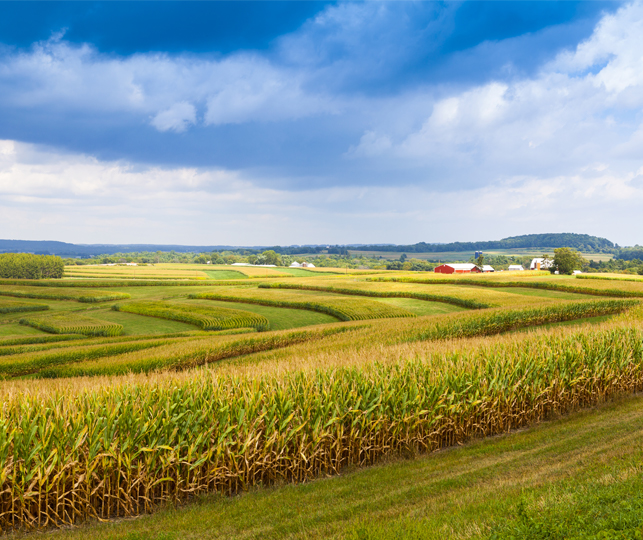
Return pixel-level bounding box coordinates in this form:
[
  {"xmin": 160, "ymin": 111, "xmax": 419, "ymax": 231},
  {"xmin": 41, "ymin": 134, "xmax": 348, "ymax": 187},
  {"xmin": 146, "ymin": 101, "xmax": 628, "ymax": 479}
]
[
  {"xmin": 0, "ymin": 233, "xmax": 616, "ymax": 258},
  {"xmin": 345, "ymin": 233, "xmax": 616, "ymax": 254},
  {"xmin": 0, "ymin": 240, "xmax": 240, "ymax": 257}
]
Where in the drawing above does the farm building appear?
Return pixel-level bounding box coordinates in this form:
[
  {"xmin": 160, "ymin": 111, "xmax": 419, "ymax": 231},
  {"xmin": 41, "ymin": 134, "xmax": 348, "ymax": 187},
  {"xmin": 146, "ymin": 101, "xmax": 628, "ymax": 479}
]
[
  {"xmin": 481, "ymin": 265, "xmax": 495, "ymax": 273},
  {"xmin": 290, "ymin": 262, "xmax": 301, "ymax": 267},
  {"xmin": 434, "ymin": 263, "xmax": 482, "ymax": 274},
  {"xmin": 508, "ymin": 265, "xmax": 525, "ymax": 271},
  {"xmin": 530, "ymin": 258, "xmax": 553, "ymax": 271},
  {"xmin": 301, "ymin": 262, "xmax": 315, "ymax": 268}
]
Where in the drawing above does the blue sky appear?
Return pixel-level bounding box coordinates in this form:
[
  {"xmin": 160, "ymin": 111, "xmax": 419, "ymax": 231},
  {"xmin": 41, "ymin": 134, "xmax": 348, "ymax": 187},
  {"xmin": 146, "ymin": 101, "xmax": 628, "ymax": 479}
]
[{"xmin": 1, "ymin": 1, "xmax": 642, "ymax": 246}]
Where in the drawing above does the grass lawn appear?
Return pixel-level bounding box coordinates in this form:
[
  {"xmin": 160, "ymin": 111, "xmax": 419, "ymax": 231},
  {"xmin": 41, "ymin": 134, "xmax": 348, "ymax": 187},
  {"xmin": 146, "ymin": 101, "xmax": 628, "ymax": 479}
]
[
  {"xmin": 493, "ymin": 286, "xmax": 600, "ymax": 300},
  {"xmin": 374, "ymin": 297, "xmax": 467, "ymax": 316},
  {"xmin": 182, "ymin": 298, "xmax": 340, "ymax": 330},
  {"xmin": 36, "ymin": 394, "xmax": 643, "ymax": 540},
  {"xmin": 0, "ymin": 322, "xmax": 46, "ymax": 337},
  {"xmin": 203, "ymin": 270, "xmax": 248, "ymax": 280}
]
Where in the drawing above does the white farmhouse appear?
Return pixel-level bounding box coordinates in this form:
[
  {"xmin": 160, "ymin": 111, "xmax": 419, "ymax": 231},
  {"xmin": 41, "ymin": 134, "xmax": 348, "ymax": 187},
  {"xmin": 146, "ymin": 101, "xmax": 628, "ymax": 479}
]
[{"xmin": 508, "ymin": 265, "xmax": 524, "ymax": 271}]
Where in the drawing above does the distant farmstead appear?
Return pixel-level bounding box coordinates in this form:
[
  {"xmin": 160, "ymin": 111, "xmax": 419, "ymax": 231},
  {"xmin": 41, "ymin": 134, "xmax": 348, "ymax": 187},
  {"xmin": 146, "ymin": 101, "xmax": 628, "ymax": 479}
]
[
  {"xmin": 530, "ymin": 258, "xmax": 553, "ymax": 271},
  {"xmin": 434, "ymin": 263, "xmax": 482, "ymax": 274},
  {"xmin": 508, "ymin": 265, "xmax": 525, "ymax": 271}
]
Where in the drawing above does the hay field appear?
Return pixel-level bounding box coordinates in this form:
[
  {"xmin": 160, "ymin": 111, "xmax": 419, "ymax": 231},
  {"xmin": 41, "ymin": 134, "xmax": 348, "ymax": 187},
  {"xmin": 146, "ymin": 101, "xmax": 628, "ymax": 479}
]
[{"xmin": 0, "ymin": 266, "xmax": 640, "ymax": 533}]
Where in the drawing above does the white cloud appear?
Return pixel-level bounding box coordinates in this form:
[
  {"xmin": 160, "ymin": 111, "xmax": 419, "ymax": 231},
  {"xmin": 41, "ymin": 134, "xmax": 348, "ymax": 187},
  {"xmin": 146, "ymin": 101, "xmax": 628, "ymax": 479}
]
[
  {"xmin": 151, "ymin": 102, "xmax": 196, "ymax": 133},
  {"xmin": 0, "ymin": 39, "xmax": 336, "ymax": 132},
  {"xmin": 1, "ymin": 139, "xmax": 643, "ymax": 246},
  {"xmin": 347, "ymin": 1, "xmax": 643, "ymax": 193}
]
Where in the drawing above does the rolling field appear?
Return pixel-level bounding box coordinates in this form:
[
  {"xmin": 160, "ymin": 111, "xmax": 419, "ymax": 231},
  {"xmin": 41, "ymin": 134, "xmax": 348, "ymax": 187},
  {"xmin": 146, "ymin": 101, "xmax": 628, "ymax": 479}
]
[{"xmin": 1, "ymin": 265, "xmax": 643, "ymax": 535}]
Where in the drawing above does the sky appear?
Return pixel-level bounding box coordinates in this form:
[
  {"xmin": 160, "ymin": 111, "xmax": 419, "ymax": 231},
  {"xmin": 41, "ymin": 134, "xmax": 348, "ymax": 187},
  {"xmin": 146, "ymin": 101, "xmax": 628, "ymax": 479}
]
[{"xmin": 1, "ymin": 0, "xmax": 642, "ymax": 247}]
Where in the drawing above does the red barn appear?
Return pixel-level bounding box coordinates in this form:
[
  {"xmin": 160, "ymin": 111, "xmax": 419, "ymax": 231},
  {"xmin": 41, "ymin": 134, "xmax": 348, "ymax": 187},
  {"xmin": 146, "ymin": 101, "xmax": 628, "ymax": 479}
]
[{"xmin": 434, "ymin": 263, "xmax": 482, "ymax": 274}]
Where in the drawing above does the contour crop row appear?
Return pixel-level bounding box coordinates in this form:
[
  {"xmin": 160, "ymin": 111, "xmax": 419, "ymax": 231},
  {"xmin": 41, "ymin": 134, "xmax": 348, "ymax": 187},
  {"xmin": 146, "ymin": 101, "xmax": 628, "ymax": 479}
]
[
  {"xmin": 112, "ymin": 302, "xmax": 270, "ymax": 332},
  {"xmin": 1, "ymin": 326, "xmax": 643, "ymax": 530}
]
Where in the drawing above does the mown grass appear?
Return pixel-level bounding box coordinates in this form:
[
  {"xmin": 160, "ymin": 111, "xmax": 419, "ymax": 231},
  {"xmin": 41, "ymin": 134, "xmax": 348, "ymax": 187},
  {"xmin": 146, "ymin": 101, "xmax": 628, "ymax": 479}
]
[
  {"xmin": 372, "ymin": 298, "xmax": 466, "ymax": 316},
  {"xmin": 203, "ymin": 269, "xmax": 248, "ymax": 280},
  {"xmin": 33, "ymin": 393, "xmax": 643, "ymax": 540}
]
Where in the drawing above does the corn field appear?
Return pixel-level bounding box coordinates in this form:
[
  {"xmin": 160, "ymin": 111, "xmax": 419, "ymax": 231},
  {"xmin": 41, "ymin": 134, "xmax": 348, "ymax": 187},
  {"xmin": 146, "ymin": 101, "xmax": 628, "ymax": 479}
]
[{"xmin": 1, "ymin": 326, "xmax": 643, "ymax": 530}]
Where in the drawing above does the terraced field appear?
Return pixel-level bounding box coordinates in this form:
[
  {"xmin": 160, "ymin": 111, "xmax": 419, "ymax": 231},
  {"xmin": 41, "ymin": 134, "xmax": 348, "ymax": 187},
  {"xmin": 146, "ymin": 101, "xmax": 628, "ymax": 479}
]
[{"xmin": 1, "ymin": 265, "xmax": 642, "ymax": 535}]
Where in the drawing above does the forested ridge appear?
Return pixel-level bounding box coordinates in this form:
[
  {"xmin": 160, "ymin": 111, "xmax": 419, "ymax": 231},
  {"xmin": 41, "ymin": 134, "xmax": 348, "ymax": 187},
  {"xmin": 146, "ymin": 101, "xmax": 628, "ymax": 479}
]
[{"xmin": 344, "ymin": 233, "xmax": 615, "ymax": 254}]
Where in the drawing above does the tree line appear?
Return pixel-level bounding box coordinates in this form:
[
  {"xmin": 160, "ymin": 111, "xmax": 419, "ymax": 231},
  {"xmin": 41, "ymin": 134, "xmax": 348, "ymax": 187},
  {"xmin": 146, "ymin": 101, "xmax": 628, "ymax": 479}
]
[{"xmin": 0, "ymin": 253, "xmax": 65, "ymax": 279}]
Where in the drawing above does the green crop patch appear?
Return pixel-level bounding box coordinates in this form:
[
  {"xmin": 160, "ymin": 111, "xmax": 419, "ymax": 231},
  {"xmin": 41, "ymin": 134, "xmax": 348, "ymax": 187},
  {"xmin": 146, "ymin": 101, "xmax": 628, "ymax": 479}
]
[
  {"xmin": 189, "ymin": 289, "xmax": 416, "ymax": 321},
  {"xmin": 19, "ymin": 312, "xmax": 124, "ymax": 337},
  {"xmin": 113, "ymin": 301, "xmax": 271, "ymax": 331},
  {"xmin": 0, "ymin": 299, "xmax": 49, "ymax": 313}
]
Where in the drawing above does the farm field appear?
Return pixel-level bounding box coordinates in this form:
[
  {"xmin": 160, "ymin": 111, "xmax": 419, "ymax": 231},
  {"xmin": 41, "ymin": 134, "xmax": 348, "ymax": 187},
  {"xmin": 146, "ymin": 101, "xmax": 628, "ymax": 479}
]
[{"xmin": 1, "ymin": 264, "xmax": 643, "ymax": 535}]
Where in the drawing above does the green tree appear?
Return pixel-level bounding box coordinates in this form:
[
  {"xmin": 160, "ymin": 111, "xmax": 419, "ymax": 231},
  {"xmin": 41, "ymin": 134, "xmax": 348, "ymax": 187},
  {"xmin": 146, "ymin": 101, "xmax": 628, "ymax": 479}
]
[
  {"xmin": 552, "ymin": 247, "xmax": 585, "ymax": 275},
  {"xmin": 261, "ymin": 250, "xmax": 282, "ymax": 266},
  {"xmin": 476, "ymin": 254, "xmax": 485, "ymax": 271}
]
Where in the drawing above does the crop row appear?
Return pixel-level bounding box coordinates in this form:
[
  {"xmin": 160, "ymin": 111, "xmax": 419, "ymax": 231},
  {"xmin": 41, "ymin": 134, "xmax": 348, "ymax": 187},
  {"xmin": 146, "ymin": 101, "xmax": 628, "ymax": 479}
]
[
  {"xmin": 113, "ymin": 302, "xmax": 270, "ymax": 331},
  {"xmin": 31, "ymin": 325, "xmax": 361, "ymax": 378},
  {"xmin": 0, "ymin": 334, "xmax": 87, "ymax": 347},
  {"xmin": 0, "ymin": 300, "xmax": 49, "ymax": 313},
  {"xmin": 0, "ymin": 286, "xmax": 131, "ymax": 303},
  {"xmin": 189, "ymin": 291, "xmax": 416, "ymax": 321},
  {"xmin": 370, "ymin": 276, "xmax": 643, "ymax": 298},
  {"xmin": 19, "ymin": 312, "xmax": 124, "ymax": 337},
  {"xmin": 0, "ymin": 337, "xmax": 189, "ymax": 378},
  {"xmin": 1, "ymin": 325, "xmax": 642, "ymax": 529},
  {"xmin": 0, "ymin": 279, "xmax": 268, "ymax": 288},
  {"xmin": 576, "ymin": 274, "xmax": 643, "ymax": 283},
  {"xmin": 258, "ymin": 282, "xmax": 490, "ymax": 309},
  {"xmin": 400, "ymin": 299, "xmax": 637, "ymax": 343}
]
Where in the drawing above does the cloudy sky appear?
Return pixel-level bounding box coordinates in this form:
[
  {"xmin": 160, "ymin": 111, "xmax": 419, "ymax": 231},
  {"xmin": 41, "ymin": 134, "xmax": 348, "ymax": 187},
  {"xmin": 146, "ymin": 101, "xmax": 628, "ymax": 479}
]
[{"xmin": 1, "ymin": 1, "xmax": 642, "ymax": 246}]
